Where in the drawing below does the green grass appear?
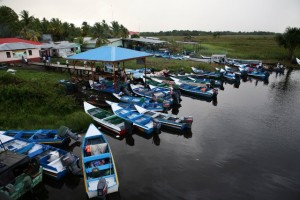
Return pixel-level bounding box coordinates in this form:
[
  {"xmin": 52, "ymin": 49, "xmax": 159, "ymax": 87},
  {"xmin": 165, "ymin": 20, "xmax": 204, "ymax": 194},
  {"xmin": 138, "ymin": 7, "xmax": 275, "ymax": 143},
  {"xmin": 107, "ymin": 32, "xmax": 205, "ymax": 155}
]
[
  {"xmin": 0, "ymin": 69, "xmax": 93, "ymax": 131},
  {"xmin": 159, "ymin": 35, "xmax": 300, "ymax": 65}
]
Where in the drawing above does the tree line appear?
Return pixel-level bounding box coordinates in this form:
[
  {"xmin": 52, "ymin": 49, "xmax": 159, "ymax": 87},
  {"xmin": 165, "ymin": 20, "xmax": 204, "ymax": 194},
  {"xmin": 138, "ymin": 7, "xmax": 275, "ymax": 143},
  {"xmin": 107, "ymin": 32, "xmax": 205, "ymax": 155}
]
[
  {"xmin": 140, "ymin": 30, "xmax": 276, "ymax": 37},
  {"xmin": 0, "ymin": 6, "xmax": 129, "ymax": 46}
]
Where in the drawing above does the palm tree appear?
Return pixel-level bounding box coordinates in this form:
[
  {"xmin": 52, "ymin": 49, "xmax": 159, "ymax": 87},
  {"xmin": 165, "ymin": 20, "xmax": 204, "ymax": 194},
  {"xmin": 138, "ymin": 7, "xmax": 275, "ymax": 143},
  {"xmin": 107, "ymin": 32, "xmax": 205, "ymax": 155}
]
[
  {"xmin": 91, "ymin": 22, "xmax": 108, "ymax": 47},
  {"xmin": 81, "ymin": 21, "xmax": 90, "ymax": 37},
  {"xmin": 49, "ymin": 18, "xmax": 64, "ymax": 41},
  {"xmin": 19, "ymin": 10, "xmax": 34, "ymax": 39},
  {"xmin": 111, "ymin": 21, "xmax": 120, "ymax": 37},
  {"xmin": 120, "ymin": 25, "xmax": 129, "ymax": 38}
]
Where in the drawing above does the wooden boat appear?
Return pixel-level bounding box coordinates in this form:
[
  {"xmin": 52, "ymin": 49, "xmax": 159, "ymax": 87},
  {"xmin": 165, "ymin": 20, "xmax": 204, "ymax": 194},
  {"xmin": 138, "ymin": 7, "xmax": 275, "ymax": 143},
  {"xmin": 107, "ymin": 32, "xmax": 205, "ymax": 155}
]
[
  {"xmin": 112, "ymin": 93, "xmax": 170, "ymax": 112},
  {"xmin": 171, "ymin": 77, "xmax": 218, "ymax": 99},
  {"xmin": 107, "ymin": 101, "xmax": 159, "ymax": 134},
  {"xmin": 0, "ymin": 134, "xmax": 81, "ymax": 180},
  {"xmin": 130, "ymin": 84, "xmax": 174, "ymax": 104},
  {"xmin": 82, "ymin": 124, "xmax": 119, "ymax": 199},
  {"xmin": 134, "ymin": 105, "xmax": 193, "ymax": 131},
  {"xmin": 2, "ymin": 126, "xmax": 80, "ymax": 146},
  {"xmin": 0, "ymin": 150, "xmax": 43, "ymax": 200},
  {"xmin": 84, "ymin": 102, "xmax": 126, "ymax": 136}
]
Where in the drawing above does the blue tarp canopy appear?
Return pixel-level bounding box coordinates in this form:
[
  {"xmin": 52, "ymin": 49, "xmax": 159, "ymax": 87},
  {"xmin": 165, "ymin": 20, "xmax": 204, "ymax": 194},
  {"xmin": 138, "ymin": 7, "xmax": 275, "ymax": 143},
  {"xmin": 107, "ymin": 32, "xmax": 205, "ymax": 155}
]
[{"xmin": 67, "ymin": 46, "xmax": 153, "ymax": 62}]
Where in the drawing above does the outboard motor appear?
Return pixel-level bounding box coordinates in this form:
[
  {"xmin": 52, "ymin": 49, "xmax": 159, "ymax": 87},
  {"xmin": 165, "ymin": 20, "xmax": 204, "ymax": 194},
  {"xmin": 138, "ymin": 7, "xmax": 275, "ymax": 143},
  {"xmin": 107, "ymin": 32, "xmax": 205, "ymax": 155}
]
[
  {"xmin": 58, "ymin": 126, "xmax": 80, "ymax": 141},
  {"xmin": 124, "ymin": 120, "xmax": 133, "ymax": 135},
  {"xmin": 240, "ymin": 70, "xmax": 248, "ymax": 79},
  {"xmin": 153, "ymin": 119, "xmax": 161, "ymax": 134},
  {"xmin": 212, "ymin": 88, "xmax": 218, "ymax": 99},
  {"xmin": 61, "ymin": 152, "xmax": 81, "ymax": 175},
  {"xmin": 183, "ymin": 116, "xmax": 193, "ymax": 129},
  {"xmin": 264, "ymin": 71, "xmax": 270, "ymax": 80},
  {"xmin": 171, "ymin": 90, "xmax": 180, "ymax": 105},
  {"xmin": 97, "ymin": 178, "xmax": 108, "ymax": 199}
]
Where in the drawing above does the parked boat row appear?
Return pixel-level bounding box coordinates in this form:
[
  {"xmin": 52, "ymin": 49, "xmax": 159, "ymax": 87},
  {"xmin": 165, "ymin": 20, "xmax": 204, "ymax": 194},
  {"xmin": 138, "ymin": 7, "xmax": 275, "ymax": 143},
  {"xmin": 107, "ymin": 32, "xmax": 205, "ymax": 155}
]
[{"xmin": 0, "ymin": 122, "xmax": 120, "ymax": 200}]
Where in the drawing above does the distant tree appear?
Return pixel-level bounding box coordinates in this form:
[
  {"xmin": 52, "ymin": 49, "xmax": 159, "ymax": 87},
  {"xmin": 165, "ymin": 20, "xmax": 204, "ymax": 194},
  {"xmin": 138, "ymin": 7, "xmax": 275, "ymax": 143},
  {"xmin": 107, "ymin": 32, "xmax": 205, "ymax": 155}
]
[
  {"xmin": 49, "ymin": 18, "xmax": 64, "ymax": 41},
  {"xmin": 111, "ymin": 21, "xmax": 121, "ymax": 37},
  {"xmin": 213, "ymin": 32, "xmax": 221, "ymax": 38},
  {"xmin": 131, "ymin": 34, "xmax": 140, "ymax": 38},
  {"xmin": 120, "ymin": 25, "xmax": 129, "ymax": 38},
  {"xmin": 19, "ymin": 10, "xmax": 41, "ymax": 41},
  {"xmin": 81, "ymin": 21, "xmax": 91, "ymax": 37},
  {"xmin": 0, "ymin": 6, "xmax": 19, "ymax": 37},
  {"xmin": 91, "ymin": 22, "xmax": 108, "ymax": 47},
  {"xmin": 275, "ymin": 27, "xmax": 300, "ymax": 62}
]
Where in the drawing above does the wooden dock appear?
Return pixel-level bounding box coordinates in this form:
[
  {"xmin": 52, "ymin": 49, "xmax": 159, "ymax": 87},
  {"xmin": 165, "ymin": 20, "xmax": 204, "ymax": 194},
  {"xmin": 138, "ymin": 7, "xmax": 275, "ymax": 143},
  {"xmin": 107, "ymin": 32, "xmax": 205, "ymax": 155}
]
[{"xmin": 30, "ymin": 62, "xmax": 96, "ymax": 76}]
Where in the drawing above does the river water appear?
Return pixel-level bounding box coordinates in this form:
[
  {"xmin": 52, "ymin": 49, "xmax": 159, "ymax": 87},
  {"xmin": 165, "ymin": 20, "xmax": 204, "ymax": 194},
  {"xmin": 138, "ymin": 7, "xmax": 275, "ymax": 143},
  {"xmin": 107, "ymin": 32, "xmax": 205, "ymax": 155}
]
[{"xmin": 22, "ymin": 69, "xmax": 300, "ymax": 200}]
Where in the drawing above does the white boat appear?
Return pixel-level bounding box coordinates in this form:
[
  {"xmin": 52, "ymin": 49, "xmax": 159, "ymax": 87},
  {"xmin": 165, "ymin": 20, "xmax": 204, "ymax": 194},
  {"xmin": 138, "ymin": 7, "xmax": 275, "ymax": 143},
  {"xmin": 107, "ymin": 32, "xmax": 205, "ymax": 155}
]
[
  {"xmin": 296, "ymin": 57, "xmax": 300, "ymax": 65},
  {"xmin": 84, "ymin": 102, "xmax": 126, "ymax": 136},
  {"xmin": 82, "ymin": 124, "xmax": 119, "ymax": 199}
]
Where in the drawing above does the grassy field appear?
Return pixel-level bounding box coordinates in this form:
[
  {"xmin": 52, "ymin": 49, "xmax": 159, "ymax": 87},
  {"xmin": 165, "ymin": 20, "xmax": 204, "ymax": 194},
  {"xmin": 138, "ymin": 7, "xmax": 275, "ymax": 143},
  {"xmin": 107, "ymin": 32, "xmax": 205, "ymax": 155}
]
[
  {"xmin": 0, "ymin": 68, "xmax": 92, "ymax": 131},
  {"xmin": 159, "ymin": 35, "xmax": 300, "ymax": 64},
  {"xmin": 50, "ymin": 35, "xmax": 299, "ymax": 73}
]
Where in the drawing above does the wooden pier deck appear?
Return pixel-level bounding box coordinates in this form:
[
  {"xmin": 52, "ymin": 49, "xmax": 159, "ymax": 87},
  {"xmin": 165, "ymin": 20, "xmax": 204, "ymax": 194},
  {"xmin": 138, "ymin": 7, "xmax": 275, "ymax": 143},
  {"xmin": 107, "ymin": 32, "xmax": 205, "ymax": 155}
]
[{"xmin": 30, "ymin": 62, "xmax": 96, "ymax": 76}]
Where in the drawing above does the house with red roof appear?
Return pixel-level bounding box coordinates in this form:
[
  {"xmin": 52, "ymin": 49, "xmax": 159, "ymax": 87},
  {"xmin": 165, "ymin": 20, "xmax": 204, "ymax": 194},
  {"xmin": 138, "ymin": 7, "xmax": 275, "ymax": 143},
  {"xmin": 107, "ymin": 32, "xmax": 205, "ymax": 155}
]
[{"xmin": 0, "ymin": 38, "xmax": 41, "ymax": 63}]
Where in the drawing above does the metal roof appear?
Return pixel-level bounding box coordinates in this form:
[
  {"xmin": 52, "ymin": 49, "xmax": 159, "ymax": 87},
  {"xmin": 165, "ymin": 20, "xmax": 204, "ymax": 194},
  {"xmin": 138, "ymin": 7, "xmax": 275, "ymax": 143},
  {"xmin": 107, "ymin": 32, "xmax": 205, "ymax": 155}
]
[
  {"xmin": 67, "ymin": 46, "xmax": 153, "ymax": 62},
  {"xmin": 0, "ymin": 38, "xmax": 42, "ymax": 45},
  {"xmin": 0, "ymin": 42, "xmax": 39, "ymax": 51},
  {"xmin": 125, "ymin": 38, "xmax": 167, "ymax": 44}
]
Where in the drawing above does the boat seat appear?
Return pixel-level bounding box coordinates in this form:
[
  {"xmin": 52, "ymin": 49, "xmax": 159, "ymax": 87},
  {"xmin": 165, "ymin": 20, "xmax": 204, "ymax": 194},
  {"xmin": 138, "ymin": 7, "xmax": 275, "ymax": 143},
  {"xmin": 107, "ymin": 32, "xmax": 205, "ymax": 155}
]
[
  {"xmin": 83, "ymin": 153, "xmax": 111, "ymax": 163},
  {"xmin": 85, "ymin": 163, "xmax": 112, "ymax": 173}
]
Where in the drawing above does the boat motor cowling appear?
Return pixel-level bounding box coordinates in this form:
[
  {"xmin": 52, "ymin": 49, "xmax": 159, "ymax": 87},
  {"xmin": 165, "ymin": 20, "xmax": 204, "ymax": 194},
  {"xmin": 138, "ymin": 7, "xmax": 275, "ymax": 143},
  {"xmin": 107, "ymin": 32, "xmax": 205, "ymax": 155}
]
[
  {"xmin": 61, "ymin": 152, "xmax": 81, "ymax": 175},
  {"xmin": 97, "ymin": 178, "xmax": 108, "ymax": 199},
  {"xmin": 58, "ymin": 126, "xmax": 80, "ymax": 141}
]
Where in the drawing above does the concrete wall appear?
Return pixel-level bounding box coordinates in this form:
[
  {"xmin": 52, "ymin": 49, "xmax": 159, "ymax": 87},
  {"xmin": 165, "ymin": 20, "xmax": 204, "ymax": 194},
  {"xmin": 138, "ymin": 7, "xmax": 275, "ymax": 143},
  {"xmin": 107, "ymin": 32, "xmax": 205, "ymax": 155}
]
[{"xmin": 0, "ymin": 48, "xmax": 40, "ymax": 63}]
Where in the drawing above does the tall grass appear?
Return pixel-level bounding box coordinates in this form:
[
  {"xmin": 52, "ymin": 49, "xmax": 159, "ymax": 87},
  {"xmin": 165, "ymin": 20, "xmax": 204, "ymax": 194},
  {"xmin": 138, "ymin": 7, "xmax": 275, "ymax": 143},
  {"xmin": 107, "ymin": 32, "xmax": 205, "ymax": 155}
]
[{"xmin": 0, "ymin": 69, "xmax": 93, "ymax": 131}]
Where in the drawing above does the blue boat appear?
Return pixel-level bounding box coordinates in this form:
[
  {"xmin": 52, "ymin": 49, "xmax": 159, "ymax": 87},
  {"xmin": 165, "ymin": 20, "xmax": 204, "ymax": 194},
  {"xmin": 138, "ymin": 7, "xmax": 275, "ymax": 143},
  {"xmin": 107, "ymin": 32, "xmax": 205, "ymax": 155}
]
[
  {"xmin": 130, "ymin": 84, "xmax": 174, "ymax": 105},
  {"xmin": 82, "ymin": 124, "xmax": 119, "ymax": 199},
  {"xmin": 171, "ymin": 77, "xmax": 218, "ymax": 99},
  {"xmin": 89, "ymin": 79, "xmax": 126, "ymax": 93},
  {"xmin": 113, "ymin": 93, "xmax": 170, "ymax": 112},
  {"xmin": 107, "ymin": 101, "xmax": 159, "ymax": 134},
  {"xmin": 0, "ymin": 134, "xmax": 81, "ymax": 180},
  {"xmin": 2, "ymin": 126, "xmax": 80, "ymax": 146},
  {"xmin": 247, "ymin": 70, "xmax": 270, "ymax": 80},
  {"xmin": 134, "ymin": 105, "xmax": 193, "ymax": 131}
]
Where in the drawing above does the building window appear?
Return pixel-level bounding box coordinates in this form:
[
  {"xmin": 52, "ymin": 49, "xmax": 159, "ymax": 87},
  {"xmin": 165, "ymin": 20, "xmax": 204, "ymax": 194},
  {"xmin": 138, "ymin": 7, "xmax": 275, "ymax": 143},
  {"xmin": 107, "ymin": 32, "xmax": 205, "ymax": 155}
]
[
  {"xmin": 6, "ymin": 52, "xmax": 11, "ymax": 58},
  {"xmin": 28, "ymin": 50, "xmax": 32, "ymax": 56}
]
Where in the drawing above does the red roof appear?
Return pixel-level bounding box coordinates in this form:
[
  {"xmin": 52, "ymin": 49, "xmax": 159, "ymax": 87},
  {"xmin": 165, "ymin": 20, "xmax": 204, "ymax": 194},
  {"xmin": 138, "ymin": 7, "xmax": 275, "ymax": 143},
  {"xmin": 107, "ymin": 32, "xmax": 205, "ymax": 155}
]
[
  {"xmin": 129, "ymin": 31, "xmax": 140, "ymax": 35},
  {"xmin": 0, "ymin": 38, "xmax": 42, "ymax": 45}
]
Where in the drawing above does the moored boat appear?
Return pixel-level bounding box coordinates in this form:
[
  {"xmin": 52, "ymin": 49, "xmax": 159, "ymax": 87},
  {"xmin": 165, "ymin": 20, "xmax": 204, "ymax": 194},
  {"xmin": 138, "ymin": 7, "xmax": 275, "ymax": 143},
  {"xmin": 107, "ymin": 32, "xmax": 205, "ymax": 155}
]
[
  {"xmin": 134, "ymin": 105, "xmax": 193, "ymax": 131},
  {"xmin": 0, "ymin": 134, "xmax": 81, "ymax": 180},
  {"xmin": 113, "ymin": 93, "xmax": 170, "ymax": 112},
  {"xmin": 0, "ymin": 150, "xmax": 43, "ymax": 200},
  {"xmin": 2, "ymin": 126, "xmax": 79, "ymax": 146},
  {"xmin": 82, "ymin": 124, "xmax": 119, "ymax": 199},
  {"xmin": 84, "ymin": 102, "xmax": 126, "ymax": 136},
  {"xmin": 107, "ymin": 101, "xmax": 160, "ymax": 134},
  {"xmin": 171, "ymin": 77, "xmax": 218, "ymax": 99}
]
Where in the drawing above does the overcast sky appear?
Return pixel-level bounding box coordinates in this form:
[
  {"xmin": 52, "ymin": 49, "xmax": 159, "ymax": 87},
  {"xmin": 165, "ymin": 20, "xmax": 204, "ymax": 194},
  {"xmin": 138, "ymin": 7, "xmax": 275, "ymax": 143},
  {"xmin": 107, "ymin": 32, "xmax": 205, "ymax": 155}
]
[{"xmin": 1, "ymin": 0, "xmax": 299, "ymax": 33}]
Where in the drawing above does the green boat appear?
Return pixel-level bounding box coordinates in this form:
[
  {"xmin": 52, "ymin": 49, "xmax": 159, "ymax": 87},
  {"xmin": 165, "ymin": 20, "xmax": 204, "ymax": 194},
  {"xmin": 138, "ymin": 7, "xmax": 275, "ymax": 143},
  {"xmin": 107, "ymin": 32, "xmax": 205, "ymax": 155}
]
[{"xmin": 0, "ymin": 150, "xmax": 43, "ymax": 200}]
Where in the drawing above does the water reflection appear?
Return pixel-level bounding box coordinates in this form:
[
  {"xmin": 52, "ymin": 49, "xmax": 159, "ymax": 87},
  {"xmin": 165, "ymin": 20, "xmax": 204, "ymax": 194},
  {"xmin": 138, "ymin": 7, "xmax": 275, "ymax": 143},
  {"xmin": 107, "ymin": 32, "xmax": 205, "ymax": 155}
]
[{"xmin": 152, "ymin": 133, "xmax": 160, "ymax": 146}]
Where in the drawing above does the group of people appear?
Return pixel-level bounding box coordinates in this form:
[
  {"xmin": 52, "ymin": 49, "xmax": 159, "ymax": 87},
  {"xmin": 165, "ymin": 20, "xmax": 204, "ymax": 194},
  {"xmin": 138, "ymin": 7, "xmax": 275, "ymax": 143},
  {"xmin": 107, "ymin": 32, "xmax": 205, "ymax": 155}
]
[{"xmin": 42, "ymin": 55, "xmax": 51, "ymax": 66}]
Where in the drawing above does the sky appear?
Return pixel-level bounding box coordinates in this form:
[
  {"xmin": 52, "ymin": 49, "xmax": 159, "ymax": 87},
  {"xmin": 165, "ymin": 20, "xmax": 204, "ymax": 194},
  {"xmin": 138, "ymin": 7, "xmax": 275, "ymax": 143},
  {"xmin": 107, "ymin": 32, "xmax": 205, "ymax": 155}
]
[{"xmin": 1, "ymin": 0, "xmax": 299, "ymax": 33}]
